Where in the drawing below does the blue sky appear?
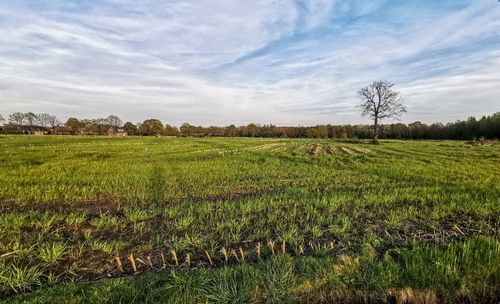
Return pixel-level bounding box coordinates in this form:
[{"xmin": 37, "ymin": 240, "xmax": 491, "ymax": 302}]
[{"xmin": 0, "ymin": 0, "xmax": 499, "ymax": 125}]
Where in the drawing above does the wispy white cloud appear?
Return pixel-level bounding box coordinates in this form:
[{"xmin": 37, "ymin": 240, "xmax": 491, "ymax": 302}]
[{"xmin": 0, "ymin": 0, "xmax": 499, "ymax": 125}]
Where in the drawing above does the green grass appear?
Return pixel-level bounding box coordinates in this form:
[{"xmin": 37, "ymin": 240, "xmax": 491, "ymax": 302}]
[
  {"xmin": 0, "ymin": 135, "xmax": 499, "ymax": 302},
  {"xmin": 2, "ymin": 238, "xmax": 499, "ymax": 303},
  {"xmin": 38, "ymin": 243, "xmax": 67, "ymax": 265}
]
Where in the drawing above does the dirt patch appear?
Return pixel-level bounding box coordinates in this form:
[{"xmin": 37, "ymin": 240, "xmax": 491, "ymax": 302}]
[
  {"xmin": 0, "ymin": 198, "xmax": 121, "ymax": 216},
  {"xmin": 0, "ymin": 188, "xmax": 273, "ymax": 216}
]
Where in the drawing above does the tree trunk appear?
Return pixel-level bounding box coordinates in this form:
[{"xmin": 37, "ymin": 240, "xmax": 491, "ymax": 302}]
[{"xmin": 373, "ymin": 117, "xmax": 379, "ymax": 143}]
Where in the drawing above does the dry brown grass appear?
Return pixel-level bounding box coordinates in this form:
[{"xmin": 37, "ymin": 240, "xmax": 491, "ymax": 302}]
[{"xmin": 388, "ymin": 288, "xmax": 438, "ymax": 304}]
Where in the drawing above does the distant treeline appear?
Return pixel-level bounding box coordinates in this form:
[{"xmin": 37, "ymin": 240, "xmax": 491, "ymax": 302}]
[{"xmin": 1, "ymin": 112, "xmax": 499, "ymax": 140}]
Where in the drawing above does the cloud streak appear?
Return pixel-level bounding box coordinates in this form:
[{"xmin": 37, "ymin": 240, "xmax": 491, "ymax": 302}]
[{"xmin": 0, "ymin": 0, "xmax": 499, "ymax": 125}]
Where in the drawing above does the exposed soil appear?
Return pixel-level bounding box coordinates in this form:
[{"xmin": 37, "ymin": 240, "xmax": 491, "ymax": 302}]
[
  {"xmin": 0, "ymin": 197, "xmax": 121, "ymax": 215},
  {"xmin": 0, "ymin": 188, "xmax": 273, "ymax": 216}
]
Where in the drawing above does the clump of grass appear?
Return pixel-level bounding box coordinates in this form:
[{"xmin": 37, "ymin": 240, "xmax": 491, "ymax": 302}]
[
  {"xmin": 3, "ymin": 240, "xmax": 35, "ymax": 260},
  {"xmin": 175, "ymin": 216, "xmax": 194, "ymax": 232},
  {"xmin": 34, "ymin": 214, "xmax": 59, "ymax": 235},
  {"xmin": 69, "ymin": 244, "xmax": 86, "ymax": 260},
  {"xmin": 333, "ymin": 255, "xmax": 361, "ymax": 278},
  {"xmin": 87, "ymin": 276, "xmax": 145, "ymax": 303},
  {"xmin": 328, "ymin": 215, "xmax": 351, "ymax": 234},
  {"xmin": 38, "ymin": 243, "xmax": 67, "ymax": 265},
  {"xmin": 168, "ymin": 237, "xmax": 190, "ymax": 253},
  {"xmin": 260, "ymin": 255, "xmax": 297, "ymax": 304},
  {"xmin": 124, "ymin": 208, "xmax": 154, "ymax": 223},
  {"xmin": 65, "ymin": 213, "xmax": 85, "ymax": 227},
  {"xmin": 208, "ymin": 264, "xmax": 259, "ymax": 304},
  {"xmin": 90, "ymin": 213, "xmax": 120, "ymax": 230},
  {"xmin": 151, "ymin": 269, "xmax": 214, "ymax": 303},
  {"xmin": 309, "ymin": 226, "xmax": 323, "ymax": 239},
  {"xmin": 385, "ymin": 211, "xmax": 403, "ymax": 229},
  {"xmin": 0, "ymin": 264, "xmax": 44, "ymax": 294},
  {"xmin": 278, "ymin": 226, "xmax": 303, "ymax": 247},
  {"xmin": 91, "ymin": 240, "xmax": 125, "ymax": 254},
  {"xmin": 0, "ymin": 213, "xmax": 27, "ymax": 231}
]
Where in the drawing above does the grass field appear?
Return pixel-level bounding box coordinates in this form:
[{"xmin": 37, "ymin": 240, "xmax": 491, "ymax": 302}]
[{"xmin": 0, "ymin": 135, "xmax": 499, "ymax": 303}]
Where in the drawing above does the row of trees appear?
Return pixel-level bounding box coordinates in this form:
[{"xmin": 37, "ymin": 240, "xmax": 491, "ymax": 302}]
[
  {"xmin": 0, "ymin": 113, "xmax": 124, "ymax": 135},
  {"xmin": 1, "ymin": 112, "xmax": 498, "ymax": 139},
  {"xmin": 1, "ymin": 112, "xmax": 60, "ymax": 133},
  {"xmin": 119, "ymin": 114, "xmax": 500, "ymax": 139},
  {"xmin": 64, "ymin": 115, "xmax": 123, "ymax": 135}
]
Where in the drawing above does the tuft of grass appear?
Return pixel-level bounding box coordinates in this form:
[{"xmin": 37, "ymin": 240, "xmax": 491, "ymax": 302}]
[
  {"xmin": 260, "ymin": 255, "xmax": 297, "ymax": 304},
  {"xmin": 39, "ymin": 243, "xmax": 67, "ymax": 265},
  {"xmin": 90, "ymin": 240, "xmax": 125, "ymax": 254},
  {"xmin": 0, "ymin": 264, "xmax": 44, "ymax": 294},
  {"xmin": 0, "ymin": 213, "xmax": 27, "ymax": 231},
  {"xmin": 328, "ymin": 215, "xmax": 351, "ymax": 234},
  {"xmin": 151, "ymin": 269, "xmax": 214, "ymax": 304},
  {"xmin": 90, "ymin": 213, "xmax": 120, "ymax": 230},
  {"xmin": 385, "ymin": 211, "xmax": 403, "ymax": 229},
  {"xmin": 124, "ymin": 208, "xmax": 154, "ymax": 223},
  {"xmin": 65, "ymin": 213, "xmax": 85, "ymax": 227},
  {"xmin": 208, "ymin": 264, "xmax": 259, "ymax": 304},
  {"xmin": 175, "ymin": 216, "xmax": 194, "ymax": 232}
]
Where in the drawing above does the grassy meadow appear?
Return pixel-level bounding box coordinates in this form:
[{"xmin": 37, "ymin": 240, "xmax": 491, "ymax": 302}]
[{"xmin": 0, "ymin": 135, "xmax": 499, "ymax": 303}]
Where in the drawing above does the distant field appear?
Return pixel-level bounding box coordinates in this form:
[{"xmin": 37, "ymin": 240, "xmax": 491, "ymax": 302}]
[{"xmin": 0, "ymin": 136, "xmax": 499, "ymax": 303}]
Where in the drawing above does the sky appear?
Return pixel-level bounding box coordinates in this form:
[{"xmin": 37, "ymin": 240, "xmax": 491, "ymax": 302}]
[{"xmin": 0, "ymin": 0, "xmax": 499, "ymax": 126}]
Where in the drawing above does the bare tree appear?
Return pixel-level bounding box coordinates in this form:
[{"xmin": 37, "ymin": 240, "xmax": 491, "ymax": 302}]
[
  {"xmin": 36, "ymin": 113, "xmax": 51, "ymax": 128},
  {"xmin": 47, "ymin": 115, "xmax": 59, "ymax": 127},
  {"xmin": 95, "ymin": 118, "xmax": 110, "ymax": 135},
  {"xmin": 106, "ymin": 115, "xmax": 123, "ymax": 128},
  {"xmin": 47, "ymin": 115, "xmax": 60, "ymax": 134},
  {"xmin": 0, "ymin": 114, "xmax": 4, "ymax": 125},
  {"xmin": 24, "ymin": 112, "xmax": 37, "ymax": 133},
  {"xmin": 9, "ymin": 112, "xmax": 25, "ymax": 125},
  {"xmin": 358, "ymin": 80, "xmax": 406, "ymax": 142}
]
